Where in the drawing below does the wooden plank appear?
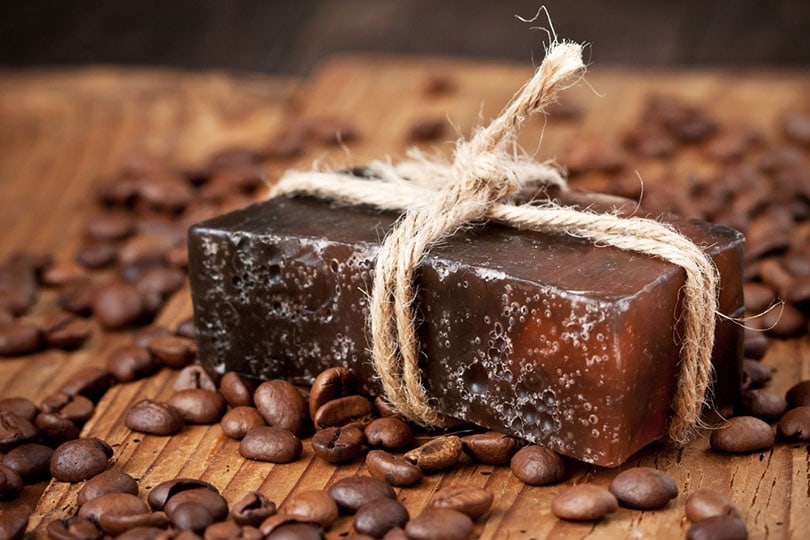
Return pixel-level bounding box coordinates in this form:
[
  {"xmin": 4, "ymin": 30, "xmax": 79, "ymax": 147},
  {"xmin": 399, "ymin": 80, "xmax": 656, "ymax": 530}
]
[{"xmin": 1, "ymin": 59, "xmax": 809, "ymax": 539}]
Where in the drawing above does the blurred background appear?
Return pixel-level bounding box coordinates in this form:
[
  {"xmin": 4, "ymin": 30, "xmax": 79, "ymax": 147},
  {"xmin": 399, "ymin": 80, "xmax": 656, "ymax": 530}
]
[{"xmin": 1, "ymin": 0, "xmax": 808, "ymax": 74}]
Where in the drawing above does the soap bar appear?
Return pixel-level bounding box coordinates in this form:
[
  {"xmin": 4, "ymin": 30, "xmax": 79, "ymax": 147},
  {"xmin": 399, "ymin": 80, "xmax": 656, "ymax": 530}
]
[{"xmin": 188, "ymin": 190, "xmax": 743, "ymax": 466}]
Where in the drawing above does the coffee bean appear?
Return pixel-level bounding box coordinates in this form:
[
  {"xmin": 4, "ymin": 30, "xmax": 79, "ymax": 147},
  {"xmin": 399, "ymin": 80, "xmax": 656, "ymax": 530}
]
[
  {"xmin": 363, "ymin": 417, "xmax": 413, "ymax": 451},
  {"xmin": 777, "ymin": 406, "xmax": 810, "ymax": 441},
  {"xmin": 41, "ymin": 261, "xmax": 90, "ymax": 287},
  {"xmin": 147, "ymin": 478, "xmax": 219, "ymax": 511},
  {"xmin": 685, "ymin": 489, "xmax": 740, "ymax": 522},
  {"xmin": 738, "ymin": 389, "xmax": 787, "ymax": 421},
  {"xmin": 743, "ymin": 331, "xmax": 769, "ymax": 361},
  {"xmin": 551, "ymin": 484, "xmax": 618, "ymax": 521},
  {"xmin": 0, "ymin": 321, "xmax": 42, "ymax": 356},
  {"xmin": 78, "ymin": 492, "xmax": 151, "ymax": 535},
  {"xmin": 0, "ymin": 463, "xmax": 24, "ymax": 499},
  {"xmin": 85, "ymin": 211, "xmax": 135, "ymax": 241},
  {"xmin": 404, "ymin": 435, "xmax": 462, "ymax": 472},
  {"xmin": 2, "ymin": 443, "xmax": 53, "ymax": 482},
  {"xmin": 148, "ymin": 335, "xmax": 197, "ymax": 369},
  {"xmin": 174, "ymin": 317, "xmax": 196, "ymax": 339},
  {"xmin": 278, "ymin": 490, "xmax": 339, "ymax": 528},
  {"xmin": 135, "ymin": 266, "xmax": 185, "ymax": 299},
  {"xmin": 46, "ymin": 516, "xmax": 103, "ymax": 540},
  {"xmin": 125, "ymin": 399, "xmax": 185, "ymax": 435},
  {"xmin": 309, "ymin": 367, "xmax": 358, "ymax": 418},
  {"xmin": 164, "ymin": 487, "xmax": 229, "ymax": 521},
  {"xmin": 254, "ymin": 380, "xmax": 309, "ymax": 436},
  {"xmin": 168, "ymin": 389, "xmax": 225, "ymax": 424},
  {"xmin": 35, "ymin": 412, "xmax": 80, "ymax": 445},
  {"xmin": 51, "ymin": 438, "xmax": 113, "ymax": 482},
  {"xmin": 509, "ymin": 445, "xmax": 565, "ymax": 486},
  {"xmin": 742, "ymin": 359, "xmax": 772, "ymax": 390},
  {"xmin": 313, "ymin": 395, "xmax": 373, "ymax": 430},
  {"xmin": 710, "ymin": 416, "xmax": 775, "ymax": 453},
  {"xmin": 118, "ymin": 232, "xmax": 180, "ymax": 267},
  {"xmin": 0, "ymin": 264, "xmax": 37, "ymax": 316},
  {"xmin": 43, "ymin": 313, "xmax": 92, "ymax": 350},
  {"xmin": 429, "ymin": 485, "xmax": 494, "ymax": 520},
  {"xmin": 57, "ymin": 280, "xmax": 96, "ymax": 316},
  {"xmin": 365, "ymin": 450, "xmax": 423, "ymax": 487},
  {"xmin": 170, "ymin": 501, "xmax": 213, "ymax": 533},
  {"xmin": 686, "ymin": 515, "xmax": 748, "ymax": 540},
  {"xmin": 405, "ymin": 508, "xmax": 474, "ymax": 540},
  {"xmin": 92, "ymin": 281, "xmax": 145, "ymax": 329},
  {"xmin": 743, "ymin": 282, "xmax": 776, "ymax": 313},
  {"xmin": 0, "ymin": 510, "xmax": 27, "ymax": 540},
  {"xmin": 373, "ymin": 397, "xmax": 399, "ymax": 418},
  {"xmin": 0, "ymin": 409, "xmax": 39, "ymax": 451},
  {"xmin": 60, "ymin": 366, "xmax": 113, "ymax": 402},
  {"xmin": 240, "ymin": 426, "xmax": 302, "ymax": 463},
  {"xmin": 174, "ymin": 365, "xmax": 217, "ymax": 392},
  {"xmin": 327, "ymin": 476, "xmax": 396, "ymax": 513},
  {"xmin": 41, "ymin": 392, "xmax": 95, "ymax": 424},
  {"xmin": 132, "ymin": 325, "xmax": 172, "ymax": 349},
  {"xmin": 219, "ymin": 371, "xmax": 256, "ymax": 407},
  {"xmin": 0, "ymin": 397, "xmax": 38, "ymax": 423},
  {"xmin": 231, "ymin": 491, "xmax": 276, "ymax": 527},
  {"xmin": 609, "ymin": 467, "xmax": 678, "ymax": 509},
  {"xmin": 78, "ymin": 469, "xmax": 140, "ymax": 506},
  {"xmin": 263, "ymin": 521, "xmax": 324, "ymax": 540},
  {"xmin": 311, "ymin": 425, "xmax": 364, "ymax": 464},
  {"xmin": 106, "ymin": 345, "xmax": 158, "ymax": 383},
  {"xmin": 75, "ymin": 241, "xmax": 117, "ymax": 269},
  {"xmin": 786, "ymin": 380, "xmax": 810, "ymax": 408},
  {"xmin": 204, "ymin": 521, "xmax": 263, "ymax": 540},
  {"xmin": 354, "ymin": 498, "xmax": 409, "ymax": 537},
  {"xmin": 381, "ymin": 528, "xmax": 407, "ymax": 540},
  {"xmin": 762, "ymin": 302, "xmax": 806, "ymax": 338},
  {"xmin": 461, "ymin": 431, "xmax": 524, "ymax": 465},
  {"xmin": 221, "ymin": 407, "xmax": 266, "ymax": 439}
]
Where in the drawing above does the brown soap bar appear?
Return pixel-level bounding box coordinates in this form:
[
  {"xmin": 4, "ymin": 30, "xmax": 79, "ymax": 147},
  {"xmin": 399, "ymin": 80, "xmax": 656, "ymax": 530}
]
[{"xmin": 188, "ymin": 187, "xmax": 743, "ymax": 466}]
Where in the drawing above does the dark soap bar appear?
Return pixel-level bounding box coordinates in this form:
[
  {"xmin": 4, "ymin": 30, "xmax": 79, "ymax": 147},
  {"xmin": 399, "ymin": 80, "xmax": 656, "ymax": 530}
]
[{"xmin": 188, "ymin": 192, "xmax": 743, "ymax": 466}]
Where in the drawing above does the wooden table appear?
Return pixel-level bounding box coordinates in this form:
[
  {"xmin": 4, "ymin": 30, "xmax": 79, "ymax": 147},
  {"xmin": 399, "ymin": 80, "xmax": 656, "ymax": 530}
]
[{"xmin": 1, "ymin": 58, "xmax": 809, "ymax": 539}]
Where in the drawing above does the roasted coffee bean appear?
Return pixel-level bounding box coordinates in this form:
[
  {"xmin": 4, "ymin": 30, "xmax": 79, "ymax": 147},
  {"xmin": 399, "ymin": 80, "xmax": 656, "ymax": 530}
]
[
  {"xmin": 41, "ymin": 392, "xmax": 95, "ymax": 424},
  {"xmin": 231, "ymin": 491, "xmax": 277, "ymax": 527},
  {"xmin": 132, "ymin": 325, "xmax": 172, "ymax": 349},
  {"xmin": 0, "ymin": 397, "xmax": 38, "ymax": 423},
  {"xmin": 57, "ymin": 280, "xmax": 96, "ymax": 316},
  {"xmin": 220, "ymin": 371, "xmax": 256, "ymax": 407},
  {"xmin": 461, "ymin": 431, "xmax": 524, "ymax": 465},
  {"xmin": 263, "ymin": 521, "xmax": 324, "ymax": 540},
  {"xmin": 777, "ymin": 406, "xmax": 810, "ymax": 441},
  {"xmin": 148, "ymin": 335, "xmax": 197, "ymax": 369},
  {"xmin": 175, "ymin": 317, "xmax": 196, "ymax": 339},
  {"xmin": 551, "ymin": 484, "xmax": 618, "ymax": 521},
  {"xmin": 327, "ymin": 476, "xmax": 396, "ymax": 513},
  {"xmin": 118, "ymin": 230, "xmax": 180, "ymax": 267},
  {"xmin": 404, "ymin": 435, "xmax": 462, "ymax": 472},
  {"xmin": 313, "ymin": 395, "xmax": 372, "ymax": 429},
  {"xmin": 311, "ymin": 425, "xmax": 364, "ymax": 464},
  {"xmin": 405, "ymin": 508, "xmax": 474, "ymax": 540},
  {"xmin": 0, "ymin": 321, "xmax": 43, "ymax": 356},
  {"xmin": 309, "ymin": 367, "xmax": 358, "ymax": 418},
  {"xmin": 738, "ymin": 389, "xmax": 787, "ymax": 421},
  {"xmin": 41, "ymin": 261, "xmax": 90, "ymax": 287},
  {"xmin": 0, "ymin": 409, "xmax": 39, "ymax": 451},
  {"xmin": 2, "ymin": 443, "xmax": 53, "ymax": 482},
  {"xmin": 762, "ymin": 302, "xmax": 806, "ymax": 338},
  {"xmin": 92, "ymin": 281, "xmax": 145, "ymax": 329},
  {"xmin": 372, "ymin": 397, "xmax": 399, "ymax": 418},
  {"xmin": 168, "ymin": 389, "xmax": 225, "ymax": 424},
  {"xmin": 46, "ymin": 516, "xmax": 102, "ymax": 540},
  {"xmin": 85, "ymin": 211, "xmax": 135, "ymax": 241},
  {"xmin": 77, "ymin": 469, "xmax": 140, "ymax": 506},
  {"xmin": 147, "ymin": 478, "xmax": 219, "ymax": 511},
  {"xmin": 78, "ymin": 492, "xmax": 151, "ymax": 535},
  {"xmin": 710, "ymin": 416, "xmax": 775, "ymax": 453},
  {"xmin": 381, "ymin": 528, "xmax": 408, "ymax": 540},
  {"xmin": 204, "ymin": 520, "xmax": 263, "ymax": 540},
  {"xmin": 743, "ymin": 282, "xmax": 776, "ymax": 313},
  {"xmin": 60, "ymin": 366, "xmax": 113, "ymax": 402},
  {"xmin": 743, "ymin": 331, "xmax": 769, "ymax": 361},
  {"xmin": 174, "ymin": 365, "xmax": 217, "ymax": 392},
  {"xmin": 0, "ymin": 463, "xmax": 24, "ymax": 499},
  {"xmin": 135, "ymin": 266, "xmax": 185, "ymax": 299},
  {"xmin": 685, "ymin": 489, "xmax": 740, "ymax": 522},
  {"xmin": 686, "ymin": 515, "xmax": 748, "ymax": 540},
  {"xmin": 365, "ymin": 450, "xmax": 423, "ymax": 486},
  {"xmin": 0, "ymin": 510, "xmax": 28, "ymax": 540},
  {"xmin": 99, "ymin": 512, "xmax": 169, "ymax": 537},
  {"xmin": 278, "ymin": 489, "xmax": 339, "ymax": 528},
  {"xmin": 254, "ymin": 380, "xmax": 309, "ymax": 436},
  {"xmin": 165, "ymin": 487, "xmax": 229, "ymax": 521},
  {"xmin": 116, "ymin": 526, "xmax": 172, "ymax": 540},
  {"xmin": 429, "ymin": 485, "xmax": 494, "ymax": 520},
  {"xmin": 609, "ymin": 467, "xmax": 678, "ymax": 509},
  {"xmin": 125, "ymin": 399, "xmax": 185, "ymax": 435},
  {"xmin": 742, "ymin": 359, "xmax": 772, "ymax": 390},
  {"xmin": 363, "ymin": 417, "xmax": 413, "ymax": 451},
  {"xmin": 46, "ymin": 316, "xmax": 92, "ymax": 350},
  {"xmin": 221, "ymin": 407, "xmax": 266, "ymax": 439},
  {"xmin": 786, "ymin": 380, "xmax": 810, "ymax": 408},
  {"xmin": 75, "ymin": 241, "xmax": 117, "ymax": 269},
  {"xmin": 354, "ymin": 498, "xmax": 409, "ymax": 537},
  {"xmin": 35, "ymin": 412, "xmax": 81, "ymax": 445},
  {"xmin": 170, "ymin": 501, "xmax": 213, "ymax": 533},
  {"xmin": 106, "ymin": 345, "xmax": 158, "ymax": 383},
  {"xmin": 510, "ymin": 445, "xmax": 565, "ymax": 486},
  {"xmin": 240, "ymin": 426, "xmax": 302, "ymax": 463},
  {"xmin": 51, "ymin": 438, "xmax": 113, "ymax": 482},
  {"xmin": 0, "ymin": 264, "xmax": 37, "ymax": 315}
]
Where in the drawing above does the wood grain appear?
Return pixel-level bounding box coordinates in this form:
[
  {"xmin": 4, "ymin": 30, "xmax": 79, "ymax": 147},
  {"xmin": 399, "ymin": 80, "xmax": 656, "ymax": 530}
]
[{"xmin": 1, "ymin": 59, "xmax": 809, "ymax": 539}]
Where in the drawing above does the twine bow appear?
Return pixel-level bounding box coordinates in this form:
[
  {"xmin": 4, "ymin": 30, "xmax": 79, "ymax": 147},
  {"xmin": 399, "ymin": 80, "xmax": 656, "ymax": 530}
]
[{"xmin": 271, "ymin": 41, "xmax": 719, "ymax": 443}]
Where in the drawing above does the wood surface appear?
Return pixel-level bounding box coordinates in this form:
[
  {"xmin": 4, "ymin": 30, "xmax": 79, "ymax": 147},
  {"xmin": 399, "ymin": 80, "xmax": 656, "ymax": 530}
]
[{"xmin": 1, "ymin": 59, "xmax": 809, "ymax": 539}]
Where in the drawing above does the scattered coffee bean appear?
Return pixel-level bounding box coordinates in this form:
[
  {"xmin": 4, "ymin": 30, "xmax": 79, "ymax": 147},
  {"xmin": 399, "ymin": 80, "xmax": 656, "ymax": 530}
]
[
  {"xmin": 220, "ymin": 371, "xmax": 256, "ymax": 407},
  {"xmin": 168, "ymin": 389, "xmax": 225, "ymax": 424},
  {"xmin": 327, "ymin": 476, "xmax": 396, "ymax": 513},
  {"xmin": 354, "ymin": 498, "xmax": 409, "ymax": 537},
  {"xmin": 77, "ymin": 492, "xmax": 151, "ymax": 535},
  {"xmin": 240, "ymin": 426, "xmax": 302, "ymax": 463},
  {"xmin": 165, "ymin": 487, "xmax": 229, "ymax": 521},
  {"xmin": 92, "ymin": 281, "xmax": 145, "ymax": 329},
  {"xmin": 135, "ymin": 266, "xmax": 185, "ymax": 299},
  {"xmin": 85, "ymin": 211, "xmax": 135, "ymax": 241},
  {"xmin": 174, "ymin": 317, "xmax": 196, "ymax": 339},
  {"xmin": 221, "ymin": 407, "xmax": 266, "ymax": 440},
  {"xmin": 608, "ymin": 467, "xmax": 678, "ymax": 510},
  {"xmin": 263, "ymin": 521, "xmax": 324, "ymax": 540},
  {"xmin": 41, "ymin": 261, "xmax": 90, "ymax": 287},
  {"xmin": 278, "ymin": 489, "xmax": 339, "ymax": 528},
  {"xmin": 308, "ymin": 367, "xmax": 358, "ymax": 418},
  {"xmin": 148, "ymin": 335, "xmax": 197, "ymax": 369},
  {"xmin": 0, "ymin": 409, "xmax": 39, "ymax": 451},
  {"xmin": 45, "ymin": 516, "xmax": 102, "ymax": 540},
  {"xmin": 510, "ymin": 445, "xmax": 565, "ymax": 486},
  {"xmin": 77, "ymin": 469, "xmax": 140, "ymax": 506},
  {"xmin": 365, "ymin": 449, "xmax": 423, "ymax": 487},
  {"xmin": 429, "ymin": 485, "xmax": 493, "ymax": 520},
  {"xmin": 205, "ymin": 520, "xmax": 263, "ymax": 540},
  {"xmin": 41, "ymin": 392, "xmax": 94, "ymax": 425},
  {"xmin": 35, "ymin": 412, "xmax": 80, "ymax": 445},
  {"xmin": 2, "ymin": 443, "xmax": 53, "ymax": 482},
  {"xmin": 311, "ymin": 425, "xmax": 365, "ymax": 464},
  {"xmin": 710, "ymin": 416, "xmax": 775, "ymax": 453},
  {"xmin": 231, "ymin": 491, "xmax": 277, "ymax": 527},
  {"xmin": 106, "ymin": 345, "xmax": 158, "ymax": 383},
  {"xmin": 173, "ymin": 364, "xmax": 217, "ymax": 392},
  {"xmin": 0, "ymin": 463, "xmax": 24, "ymax": 500},
  {"xmin": 686, "ymin": 514, "xmax": 748, "ymax": 540},
  {"xmin": 50, "ymin": 438, "xmax": 113, "ymax": 482},
  {"xmin": 60, "ymin": 366, "xmax": 112, "ymax": 402},
  {"xmin": 742, "ymin": 359, "xmax": 772, "ymax": 390},
  {"xmin": 0, "ymin": 510, "xmax": 27, "ymax": 540},
  {"xmin": 0, "ymin": 321, "xmax": 42, "ymax": 356},
  {"xmin": 170, "ymin": 501, "xmax": 213, "ymax": 533},
  {"xmin": 461, "ymin": 431, "xmax": 523, "ymax": 465},
  {"xmin": 254, "ymin": 380, "xmax": 309, "ymax": 436},
  {"xmin": 382, "ymin": 528, "xmax": 408, "ymax": 540},
  {"xmin": 313, "ymin": 395, "xmax": 373, "ymax": 430},
  {"xmin": 777, "ymin": 406, "xmax": 810, "ymax": 441},
  {"xmin": 132, "ymin": 325, "xmax": 172, "ymax": 349},
  {"xmin": 363, "ymin": 417, "xmax": 413, "ymax": 451},
  {"xmin": 125, "ymin": 399, "xmax": 185, "ymax": 435},
  {"xmin": 147, "ymin": 478, "xmax": 219, "ymax": 511},
  {"xmin": 42, "ymin": 311, "xmax": 92, "ymax": 350},
  {"xmin": 738, "ymin": 389, "xmax": 787, "ymax": 422},
  {"xmin": 786, "ymin": 380, "xmax": 810, "ymax": 408},
  {"xmin": 57, "ymin": 280, "xmax": 96, "ymax": 316},
  {"xmin": 685, "ymin": 489, "xmax": 740, "ymax": 522},
  {"xmin": 404, "ymin": 435, "xmax": 462, "ymax": 472},
  {"xmin": 743, "ymin": 332, "xmax": 769, "ymax": 361},
  {"xmin": 551, "ymin": 484, "xmax": 618, "ymax": 521},
  {"xmin": 405, "ymin": 508, "xmax": 474, "ymax": 540},
  {"xmin": 0, "ymin": 397, "xmax": 38, "ymax": 423},
  {"xmin": 116, "ymin": 526, "xmax": 171, "ymax": 540},
  {"xmin": 75, "ymin": 241, "xmax": 117, "ymax": 269}
]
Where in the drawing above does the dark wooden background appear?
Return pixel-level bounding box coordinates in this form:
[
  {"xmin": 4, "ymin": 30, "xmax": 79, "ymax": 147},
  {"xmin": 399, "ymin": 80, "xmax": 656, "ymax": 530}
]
[{"xmin": 1, "ymin": 0, "xmax": 808, "ymax": 74}]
